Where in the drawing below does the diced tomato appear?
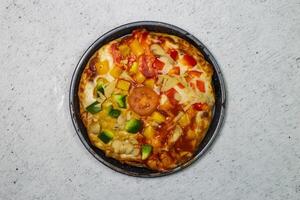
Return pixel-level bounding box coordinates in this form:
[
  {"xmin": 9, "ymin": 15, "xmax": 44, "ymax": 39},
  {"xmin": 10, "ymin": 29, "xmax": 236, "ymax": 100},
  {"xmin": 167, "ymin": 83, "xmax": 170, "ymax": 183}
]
[
  {"xmin": 196, "ymin": 80, "xmax": 206, "ymax": 92},
  {"xmin": 165, "ymin": 88, "xmax": 176, "ymax": 99},
  {"xmin": 152, "ymin": 58, "xmax": 165, "ymax": 70},
  {"xmin": 183, "ymin": 54, "xmax": 197, "ymax": 67},
  {"xmin": 188, "ymin": 70, "xmax": 202, "ymax": 78},
  {"xmin": 139, "ymin": 55, "xmax": 157, "ymax": 78},
  {"xmin": 110, "ymin": 43, "xmax": 122, "ymax": 64},
  {"xmin": 168, "ymin": 67, "xmax": 180, "ymax": 76},
  {"xmin": 165, "ymin": 88, "xmax": 178, "ymax": 105},
  {"xmin": 177, "ymin": 83, "xmax": 185, "ymax": 89},
  {"xmin": 190, "ymin": 82, "xmax": 196, "ymax": 89},
  {"xmin": 192, "ymin": 103, "xmax": 205, "ymax": 111},
  {"xmin": 168, "ymin": 49, "xmax": 178, "ymax": 60}
]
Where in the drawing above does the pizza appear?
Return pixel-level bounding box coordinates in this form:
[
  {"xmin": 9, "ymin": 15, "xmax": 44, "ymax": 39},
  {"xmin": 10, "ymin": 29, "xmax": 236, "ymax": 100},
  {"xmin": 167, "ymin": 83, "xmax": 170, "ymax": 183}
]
[{"xmin": 78, "ymin": 29, "xmax": 215, "ymax": 171}]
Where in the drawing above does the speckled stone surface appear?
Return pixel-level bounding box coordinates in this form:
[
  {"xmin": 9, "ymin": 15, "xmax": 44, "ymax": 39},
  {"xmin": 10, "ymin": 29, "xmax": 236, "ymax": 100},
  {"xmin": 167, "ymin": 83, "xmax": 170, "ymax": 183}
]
[{"xmin": 1, "ymin": 0, "xmax": 300, "ymax": 199}]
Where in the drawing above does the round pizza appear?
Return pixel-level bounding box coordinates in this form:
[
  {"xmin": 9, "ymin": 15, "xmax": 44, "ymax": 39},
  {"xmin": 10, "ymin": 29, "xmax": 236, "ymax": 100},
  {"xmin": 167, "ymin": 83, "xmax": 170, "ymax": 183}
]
[{"xmin": 78, "ymin": 29, "xmax": 215, "ymax": 171}]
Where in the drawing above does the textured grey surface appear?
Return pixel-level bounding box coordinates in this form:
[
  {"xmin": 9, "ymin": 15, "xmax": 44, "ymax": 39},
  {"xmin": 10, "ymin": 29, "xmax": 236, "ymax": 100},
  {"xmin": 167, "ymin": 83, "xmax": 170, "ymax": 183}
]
[{"xmin": 1, "ymin": 0, "xmax": 300, "ymax": 199}]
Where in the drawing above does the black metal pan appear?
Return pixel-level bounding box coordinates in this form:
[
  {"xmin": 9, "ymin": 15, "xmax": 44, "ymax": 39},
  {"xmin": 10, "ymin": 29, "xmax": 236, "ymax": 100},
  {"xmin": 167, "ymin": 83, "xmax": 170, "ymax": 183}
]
[{"xmin": 69, "ymin": 21, "xmax": 226, "ymax": 177}]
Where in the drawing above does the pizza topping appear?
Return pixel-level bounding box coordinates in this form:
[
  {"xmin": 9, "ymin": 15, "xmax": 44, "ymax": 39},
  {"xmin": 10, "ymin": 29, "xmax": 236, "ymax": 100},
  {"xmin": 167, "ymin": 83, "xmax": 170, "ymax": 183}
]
[
  {"xmin": 152, "ymin": 58, "xmax": 165, "ymax": 70},
  {"xmin": 188, "ymin": 70, "xmax": 202, "ymax": 78},
  {"xmin": 196, "ymin": 80, "xmax": 206, "ymax": 92},
  {"xmin": 107, "ymin": 105, "xmax": 121, "ymax": 118},
  {"xmin": 192, "ymin": 102, "xmax": 205, "ymax": 111},
  {"xmin": 98, "ymin": 130, "xmax": 114, "ymax": 144},
  {"xmin": 118, "ymin": 44, "xmax": 131, "ymax": 57},
  {"xmin": 129, "ymin": 39, "xmax": 144, "ymax": 57},
  {"xmin": 95, "ymin": 60, "xmax": 109, "ymax": 75},
  {"xmin": 112, "ymin": 94, "xmax": 127, "ymax": 108},
  {"xmin": 86, "ymin": 101, "xmax": 101, "ymax": 114},
  {"xmin": 143, "ymin": 126, "xmax": 155, "ymax": 139},
  {"xmin": 125, "ymin": 119, "xmax": 143, "ymax": 133},
  {"xmin": 168, "ymin": 49, "xmax": 178, "ymax": 60},
  {"xmin": 141, "ymin": 144, "xmax": 153, "ymax": 160},
  {"xmin": 151, "ymin": 111, "xmax": 166, "ymax": 124},
  {"xmin": 116, "ymin": 79, "xmax": 131, "ymax": 91},
  {"xmin": 168, "ymin": 66, "xmax": 180, "ymax": 76},
  {"xmin": 128, "ymin": 86, "xmax": 159, "ymax": 116},
  {"xmin": 134, "ymin": 71, "xmax": 146, "ymax": 83},
  {"xmin": 129, "ymin": 61, "xmax": 139, "ymax": 74},
  {"xmin": 182, "ymin": 54, "xmax": 197, "ymax": 67},
  {"xmin": 139, "ymin": 55, "xmax": 157, "ymax": 78},
  {"xmin": 110, "ymin": 65, "xmax": 123, "ymax": 78}
]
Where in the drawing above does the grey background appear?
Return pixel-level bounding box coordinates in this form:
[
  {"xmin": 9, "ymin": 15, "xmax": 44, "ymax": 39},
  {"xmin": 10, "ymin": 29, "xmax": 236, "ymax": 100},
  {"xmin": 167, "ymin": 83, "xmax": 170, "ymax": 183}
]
[{"xmin": 1, "ymin": 0, "xmax": 299, "ymax": 199}]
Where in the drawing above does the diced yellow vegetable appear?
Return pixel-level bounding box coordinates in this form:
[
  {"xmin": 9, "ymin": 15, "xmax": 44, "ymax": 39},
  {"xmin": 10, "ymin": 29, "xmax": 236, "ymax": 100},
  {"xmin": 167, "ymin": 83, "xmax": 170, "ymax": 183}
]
[
  {"xmin": 129, "ymin": 39, "xmax": 144, "ymax": 56},
  {"xmin": 116, "ymin": 79, "xmax": 131, "ymax": 91},
  {"xmin": 186, "ymin": 129, "xmax": 196, "ymax": 140},
  {"xmin": 129, "ymin": 62, "xmax": 138, "ymax": 74},
  {"xmin": 143, "ymin": 126, "xmax": 155, "ymax": 139},
  {"xmin": 178, "ymin": 113, "xmax": 190, "ymax": 127},
  {"xmin": 95, "ymin": 60, "xmax": 109, "ymax": 75},
  {"xmin": 135, "ymin": 71, "xmax": 146, "ymax": 83},
  {"xmin": 110, "ymin": 66, "xmax": 123, "ymax": 78},
  {"xmin": 144, "ymin": 79, "xmax": 155, "ymax": 88},
  {"xmin": 119, "ymin": 44, "xmax": 130, "ymax": 57},
  {"xmin": 151, "ymin": 111, "xmax": 166, "ymax": 124}
]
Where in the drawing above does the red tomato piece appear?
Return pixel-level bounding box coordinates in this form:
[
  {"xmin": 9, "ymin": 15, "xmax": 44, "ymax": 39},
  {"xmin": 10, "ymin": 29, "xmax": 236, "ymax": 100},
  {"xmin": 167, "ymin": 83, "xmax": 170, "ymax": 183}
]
[
  {"xmin": 192, "ymin": 103, "xmax": 205, "ymax": 111},
  {"xmin": 196, "ymin": 80, "xmax": 206, "ymax": 92},
  {"xmin": 152, "ymin": 58, "xmax": 165, "ymax": 70},
  {"xmin": 165, "ymin": 88, "xmax": 178, "ymax": 105},
  {"xmin": 188, "ymin": 70, "xmax": 202, "ymax": 77},
  {"xmin": 139, "ymin": 55, "xmax": 157, "ymax": 78},
  {"xmin": 168, "ymin": 49, "xmax": 178, "ymax": 60},
  {"xmin": 183, "ymin": 54, "xmax": 197, "ymax": 67},
  {"xmin": 177, "ymin": 83, "xmax": 185, "ymax": 89}
]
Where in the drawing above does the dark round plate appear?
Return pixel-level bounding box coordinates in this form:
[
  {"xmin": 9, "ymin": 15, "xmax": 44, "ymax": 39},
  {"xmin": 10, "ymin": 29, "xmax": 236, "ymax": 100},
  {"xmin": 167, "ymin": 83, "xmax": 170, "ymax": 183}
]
[{"xmin": 69, "ymin": 21, "xmax": 226, "ymax": 177}]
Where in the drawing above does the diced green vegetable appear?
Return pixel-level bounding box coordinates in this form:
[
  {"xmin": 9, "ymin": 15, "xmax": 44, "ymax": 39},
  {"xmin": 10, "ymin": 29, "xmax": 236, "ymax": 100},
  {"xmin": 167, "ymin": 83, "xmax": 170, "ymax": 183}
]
[
  {"xmin": 96, "ymin": 78, "xmax": 108, "ymax": 96},
  {"xmin": 107, "ymin": 105, "xmax": 121, "ymax": 118},
  {"xmin": 112, "ymin": 94, "xmax": 127, "ymax": 108},
  {"xmin": 141, "ymin": 144, "xmax": 152, "ymax": 160},
  {"xmin": 98, "ymin": 130, "xmax": 114, "ymax": 144},
  {"xmin": 97, "ymin": 84, "xmax": 105, "ymax": 96},
  {"xmin": 125, "ymin": 119, "xmax": 143, "ymax": 133},
  {"xmin": 86, "ymin": 101, "xmax": 101, "ymax": 114}
]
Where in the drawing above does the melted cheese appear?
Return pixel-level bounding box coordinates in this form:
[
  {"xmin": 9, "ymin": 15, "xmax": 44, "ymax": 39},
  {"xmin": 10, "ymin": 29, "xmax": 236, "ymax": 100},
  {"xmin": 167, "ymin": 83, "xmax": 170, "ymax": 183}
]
[{"xmin": 83, "ymin": 81, "xmax": 96, "ymax": 108}]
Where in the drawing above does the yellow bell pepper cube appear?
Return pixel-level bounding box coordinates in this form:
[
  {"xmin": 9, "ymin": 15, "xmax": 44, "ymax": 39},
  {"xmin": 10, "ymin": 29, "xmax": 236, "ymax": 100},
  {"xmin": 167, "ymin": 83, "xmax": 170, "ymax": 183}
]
[
  {"xmin": 119, "ymin": 44, "xmax": 130, "ymax": 57},
  {"xmin": 144, "ymin": 79, "xmax": 155, "ymax": 88},
  {"xmin": 143, "ymin": 126, "xmax": 155, "ymax": 139},
  {"xmin": 95, "ymin": 60, "xmax": 109, "ymax": 75},
  {"xmin": 151, "ymin": 111, "xmax": 166, "ymax": 124},
  {"xmin": 116, "ymin": 79, "xmax": 131, "ymax": 91},
  {"xmin": 129, "ymin": 62, "xmax": 139, "ymax": 74},
  {"xmin": 110, "ymin": 66, "xmax": 123, "ymax": 78},
  {"xmin": 129, "ymin": 39, "xmax": 144, "ymax": 57},
  {"xmin": 134, "ymin": 71, "xmax": 146, "ymax": 83},
  {"xmin": 178, "ymin": 113, "xmax": 190, "ymax": 127}
]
